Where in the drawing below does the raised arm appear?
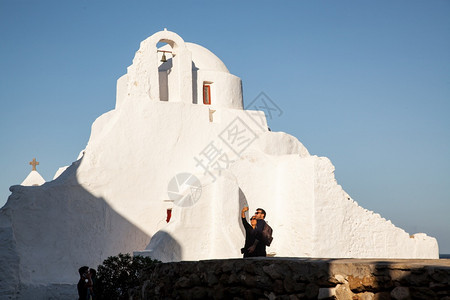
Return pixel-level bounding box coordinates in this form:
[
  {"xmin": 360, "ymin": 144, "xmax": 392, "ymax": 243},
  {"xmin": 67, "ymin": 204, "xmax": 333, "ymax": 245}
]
[
  {"xmin": 241, "ymin": 206, "xmax": 249, "ymax": 219},
  {"xmin": 241, "ymin": 207, "xmax": 252, "ymax": 230}
]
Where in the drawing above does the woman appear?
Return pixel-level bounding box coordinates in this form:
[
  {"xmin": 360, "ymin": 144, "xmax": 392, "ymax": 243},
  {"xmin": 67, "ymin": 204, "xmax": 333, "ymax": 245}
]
[{"xmin": 241, "ymin": 206, "xmax": 257, "ymax": 257}]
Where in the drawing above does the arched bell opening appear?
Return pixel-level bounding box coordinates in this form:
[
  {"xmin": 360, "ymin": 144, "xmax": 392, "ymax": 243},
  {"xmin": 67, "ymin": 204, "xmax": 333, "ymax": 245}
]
[{"xmin": 157, "ymin": 42, "xmax": 177, "ymax": 102}]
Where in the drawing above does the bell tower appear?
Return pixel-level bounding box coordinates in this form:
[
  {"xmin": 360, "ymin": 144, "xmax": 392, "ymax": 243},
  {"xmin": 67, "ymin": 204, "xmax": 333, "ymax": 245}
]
[{"xmin": 127, "ymin": 29, "xmax": 193, "ymax": 103}]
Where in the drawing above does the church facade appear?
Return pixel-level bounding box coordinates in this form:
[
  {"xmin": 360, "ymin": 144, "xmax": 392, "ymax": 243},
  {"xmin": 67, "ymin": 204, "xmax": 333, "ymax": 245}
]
[{"xmin": 0, "ymin": 30, "xmax": 438, "ymax": 298}]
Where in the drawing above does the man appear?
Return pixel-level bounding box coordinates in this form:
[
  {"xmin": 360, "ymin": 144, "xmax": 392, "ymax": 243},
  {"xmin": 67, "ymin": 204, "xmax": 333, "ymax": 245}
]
[
  {"xmin": 77, "ymin": 266, "xmax": 89, "ymax": 300},
  {"xmin": 247, "ymin": 208, "xmax": 267, "ymax": 257}
]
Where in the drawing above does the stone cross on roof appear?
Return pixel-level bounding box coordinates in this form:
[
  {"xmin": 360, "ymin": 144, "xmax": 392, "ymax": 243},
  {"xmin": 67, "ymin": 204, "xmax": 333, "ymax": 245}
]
[{"xmin": 29, "ymin": 158, "xmax": 39, "ymax": 171}]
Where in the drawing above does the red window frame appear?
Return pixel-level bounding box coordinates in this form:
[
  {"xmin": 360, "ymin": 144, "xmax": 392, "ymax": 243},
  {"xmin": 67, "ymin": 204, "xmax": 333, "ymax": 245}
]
[
  {"xmin": 203, "ymin": 84, "xmax": 211, "ymax": 105},
  {"xmin": 166, "ymin": 208, "xmax": 172, "ymax": 223}
]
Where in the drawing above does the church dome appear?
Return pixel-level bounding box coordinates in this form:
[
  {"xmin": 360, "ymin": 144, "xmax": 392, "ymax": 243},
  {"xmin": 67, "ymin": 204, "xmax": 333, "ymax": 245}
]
[
  {"xmin": 186, "ymin": 42, "xmax": 230, "ymax": 73},
  {"xmin": 158, "ymin": 42, "xmax": 230, "ymax": 73}
]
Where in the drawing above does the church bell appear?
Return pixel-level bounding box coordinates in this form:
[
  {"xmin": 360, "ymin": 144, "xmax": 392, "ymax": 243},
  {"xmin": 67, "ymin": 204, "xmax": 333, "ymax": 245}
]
[{"xmin": 161, "ymin": 52, "xmax": 167, "ymax": 63}]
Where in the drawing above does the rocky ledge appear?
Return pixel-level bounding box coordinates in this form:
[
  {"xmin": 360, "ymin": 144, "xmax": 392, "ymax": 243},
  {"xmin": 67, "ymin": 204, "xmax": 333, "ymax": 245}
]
[{"xmin": 132, "ymin": 258, "xmax": 450, "ymax": 299}]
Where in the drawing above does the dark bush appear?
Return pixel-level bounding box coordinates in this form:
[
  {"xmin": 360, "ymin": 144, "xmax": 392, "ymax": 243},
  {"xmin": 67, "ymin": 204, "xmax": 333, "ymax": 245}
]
[{"xmin": 94, "ymin": 253, "xmax": 160, "ymax": 300}]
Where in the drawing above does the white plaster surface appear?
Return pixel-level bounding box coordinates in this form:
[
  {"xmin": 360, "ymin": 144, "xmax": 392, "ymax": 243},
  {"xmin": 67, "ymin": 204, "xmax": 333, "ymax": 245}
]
[
  {"xmin": 0, "ymin": 30, "xmax": 438, "ymax": 298},
  {"xmin": 20, "ymin": 170, "xmax": 45, "ymax": 186},
  {"xmin": 53, "ymin": 166, "xmax": 69, "ymax": 180}
]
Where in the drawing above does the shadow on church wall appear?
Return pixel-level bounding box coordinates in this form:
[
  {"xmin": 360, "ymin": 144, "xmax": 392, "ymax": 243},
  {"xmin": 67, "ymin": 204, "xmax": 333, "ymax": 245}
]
[
  {"xmin": 0, "ymin": 157, "xmax": 153, "ymax": 298},
  {"xmin": 144, "ymin": 231, "xmax": 182, "ymax": 262}
]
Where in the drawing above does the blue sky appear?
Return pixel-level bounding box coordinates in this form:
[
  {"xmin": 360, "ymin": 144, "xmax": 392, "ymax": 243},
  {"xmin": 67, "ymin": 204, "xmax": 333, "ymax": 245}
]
[{"xmin": 1, "ymin": 1, "xmax": 449, "ymax": 253}]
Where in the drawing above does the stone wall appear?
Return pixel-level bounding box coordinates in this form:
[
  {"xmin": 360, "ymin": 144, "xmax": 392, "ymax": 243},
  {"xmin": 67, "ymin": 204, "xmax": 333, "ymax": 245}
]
[{"xmin": 132, "ymin": 258, "xmax": 450, "ymax": 300}]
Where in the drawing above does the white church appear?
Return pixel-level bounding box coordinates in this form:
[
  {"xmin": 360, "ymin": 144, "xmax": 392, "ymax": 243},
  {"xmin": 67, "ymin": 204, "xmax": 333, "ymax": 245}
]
[{"xmin": 0, "ymin": 30, "xmax": 438, "ymax": 298}]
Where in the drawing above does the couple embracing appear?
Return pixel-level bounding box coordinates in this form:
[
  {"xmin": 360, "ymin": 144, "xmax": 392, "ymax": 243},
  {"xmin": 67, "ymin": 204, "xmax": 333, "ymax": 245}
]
[{"xmin": 241, "ymin": 207, "xmax": 272, "ymax": 258}]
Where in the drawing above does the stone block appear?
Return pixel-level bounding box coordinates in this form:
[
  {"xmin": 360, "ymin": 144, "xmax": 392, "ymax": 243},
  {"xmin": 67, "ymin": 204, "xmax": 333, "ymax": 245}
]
[
  {"xmin": 175, "ymin": 276, "xmax": 191, "ymax": 288},
  {"xmin": 334, "ymin": 274, "xmax": 346, "ymax": 284},
  {"xmin": 243, "ymin": 262, "xmax": 257, "ymax": 275},
  {"xmin": 389, "ymin": 269, "xmax": 411, "ymax": 283},
  {"xmin": 228, "ymin": 286, "xmax": 245, "ymax": 296},
  {"xmin": 409, "ymin": 287, "xmax": 437, "ymax": 300},
  {"xmin": 390, "ymin": 286, "xmax": 410, "ymax": 300},
  {"xmin": 243, "ymin": 288, "xmax": 264, "ymax": 300},
  {"xmin": 429, "ymin": 268, "xmax": 450, "ymax": 284},
  {"xmin": 189, "ymin": 273, "xmax": 201, "ymax": 286},
  {"xmin": 191, "ymin": 286, "xmax": 207, "ymax": 299},
  {"xmin": 284, "ymin": 276, "xmax": 296, "ymax": 293},
  {"xmin": 305, "ymin": 283, "xmax": 319, "ymax": 299},
  {"xmin": 373, "ymin": 292, "xmax": 390, "ymax": 300},
  {"xmin": 335, "ymin": 283, "xmax": 353, "ymax": 300},
  {"xmin": 407, "ymin": 272, "xmax": 430, "ymax": 286},
  {"xmin": 289, "ymin": 262, "xmax": 311, "ymax": 280},
  {"xmin": 213, "ymin": 285, "xmax": 226, "ymax": 299},
  {"xmin": 263, "ymin": 291, "xmax": 276, "ymax": 300},
  {"xmin": 373, "ymin": 275, "xmax": 394, "ymax": 289},
  {"xmin": 273, "ymin": 279, "xmax": 285, "ymax": 294},
  {"xmin": 263, "ymin": 263, "xmax": 284, "ymax": 280},
  {"xmin": 255, "ymin": 275, "xmax": 272, "ymax": 289},
  {"xmin": 221, "ymin": 261, "xmax": 234, "ymax": 273},
  {"xmin": 243, "ymin": 274, "xmax": 257, "ymax": 288},
  {"xmin": 353, "ymin": 292, "xmax": 375, "ymax": 300},
  {"xmin": 292, "ymin": 281, "xmax": 307, "ymax": 292},
  {"xmin": 219, "ymin": 273, "xmax": 229, "ymax": 284},
  {"xmin": 228, "ymin": 273, "xmax": 239, "ymax": 285},
  {"xmin": 347, "ymin": 275, "xmax": 383, "ymax": 292},
  {"xmin": 429, "ymin": 281, "xmax": 449, "ymax": 290},
  {"xmin": 318, "ymin": 287, "xmax": 336, "ymax": 299},
  {"xmin": 207, "ymin": 272, "xmax": 219, "ymax": 286}
]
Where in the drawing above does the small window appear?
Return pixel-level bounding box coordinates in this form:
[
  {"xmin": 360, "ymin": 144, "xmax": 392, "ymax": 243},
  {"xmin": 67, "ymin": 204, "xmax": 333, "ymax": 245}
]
[
  {"xmin": 203, "ymin": 84, "xmax": 211, "ymax": 105},
  {"xmin": 166, "ymin": 208, "xmax": 172, "ymax": 223}
]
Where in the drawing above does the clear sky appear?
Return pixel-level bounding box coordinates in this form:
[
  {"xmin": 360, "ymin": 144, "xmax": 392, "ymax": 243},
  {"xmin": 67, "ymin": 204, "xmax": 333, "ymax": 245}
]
[{"xmin": 1, "ymin": 1, "xmax": 449, "ymax": 253}]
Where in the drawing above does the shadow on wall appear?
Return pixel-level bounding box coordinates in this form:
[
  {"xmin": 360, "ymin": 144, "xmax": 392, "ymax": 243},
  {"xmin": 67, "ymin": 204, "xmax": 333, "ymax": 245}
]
[
  {"xmin": 192, "ymin": 62, "xmax": 199, "ymax": 104},
  {"xmin": 368, "ymin": 260, "xmax": 448, "ymax": 299},
  {"xmin": 0, "ymin": 157, "xmax": 151, "ymax": 299},
  {"xmin": 238, "ymin": 188, "xmax": 249, "ymax": 236},
  {"xmin": 144, "ymin": 231, "xmax": 182, "ymax": 262},
  {"xmin": 322, "ymin": 259, "xmax": 450, "ymax": 299},
  {"xmin": 158, "ymin": 58, "xmax": 200, "ymax": 104}
]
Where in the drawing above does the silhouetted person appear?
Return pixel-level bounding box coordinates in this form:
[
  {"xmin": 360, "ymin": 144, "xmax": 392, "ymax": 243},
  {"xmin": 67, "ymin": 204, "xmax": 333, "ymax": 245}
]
[
  {"xmin": 77, "ymin": 266, "xmax": 89, "ymax": 300},
  {"xmin": 87, "ymin": 268, "xmax": 96, "ymax": 299}
]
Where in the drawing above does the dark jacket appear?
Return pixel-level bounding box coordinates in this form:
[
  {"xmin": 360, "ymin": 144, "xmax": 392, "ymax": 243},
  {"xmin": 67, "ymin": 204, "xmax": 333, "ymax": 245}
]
[
  {"xmin": 253, "ymin": 219, "xmax": 267, "ymax": 257},
  {"xmin": 242, "ymin": 217, "xmax": 256, "ymax": 257},
  {"xmin": 241, "ymin": 218, "xmax": 266, "ymax": 257}
]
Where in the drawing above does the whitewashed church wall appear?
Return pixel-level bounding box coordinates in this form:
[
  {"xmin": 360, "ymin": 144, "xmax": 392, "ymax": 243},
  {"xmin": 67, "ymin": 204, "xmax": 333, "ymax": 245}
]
[
  {"xmin": 142, "ymin": 174, "xmax": 244, "ymax": 262},
  {"xmin": 253, "ymin": 131, "xmax": 310, "ymax": 157},
  {"xmin": 311, "ymin": 156, "xmax": 438, "ymax": 258},
  {"xmin": 115, "ymin": 74, "xmax": 128, "ymax": 109}
]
